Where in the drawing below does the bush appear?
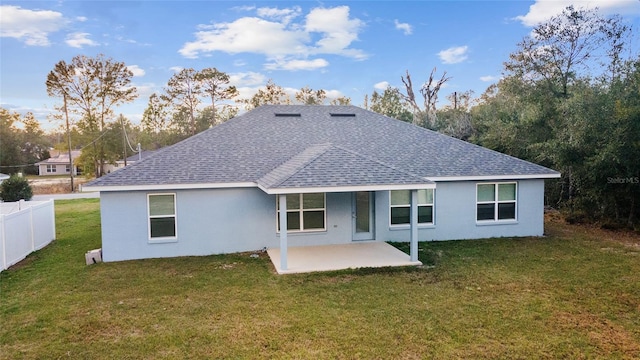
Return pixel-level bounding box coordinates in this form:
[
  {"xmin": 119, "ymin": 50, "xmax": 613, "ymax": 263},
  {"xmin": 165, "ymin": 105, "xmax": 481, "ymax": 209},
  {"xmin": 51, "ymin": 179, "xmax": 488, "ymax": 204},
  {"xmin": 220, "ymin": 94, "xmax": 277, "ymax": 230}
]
[{"xmin": 0, "ymin": 174, "xmax": 33, "ymax": 202}]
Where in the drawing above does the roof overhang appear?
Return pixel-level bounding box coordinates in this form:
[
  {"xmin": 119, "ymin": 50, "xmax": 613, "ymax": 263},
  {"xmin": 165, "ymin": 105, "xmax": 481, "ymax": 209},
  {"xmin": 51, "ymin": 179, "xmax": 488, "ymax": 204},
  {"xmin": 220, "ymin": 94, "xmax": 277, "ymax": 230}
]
[
  {"xmin": 81, "ymin": 182, "xmax": 256, "ymax": 192},
  {"xmin": 427, "ymin": 173, "xmax": 561, "ymax": 181},
  {"xmin": 258, "ymin": 182, "xmax": 436, "ymax": 195}
]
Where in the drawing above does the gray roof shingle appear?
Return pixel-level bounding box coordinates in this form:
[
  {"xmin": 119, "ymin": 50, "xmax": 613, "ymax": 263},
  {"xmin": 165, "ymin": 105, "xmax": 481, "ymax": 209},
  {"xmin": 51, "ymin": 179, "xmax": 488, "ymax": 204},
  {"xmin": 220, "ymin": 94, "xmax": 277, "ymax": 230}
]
[{"xmin": 85, "ymin": 105, "xmax": 559, "ymax": 190}]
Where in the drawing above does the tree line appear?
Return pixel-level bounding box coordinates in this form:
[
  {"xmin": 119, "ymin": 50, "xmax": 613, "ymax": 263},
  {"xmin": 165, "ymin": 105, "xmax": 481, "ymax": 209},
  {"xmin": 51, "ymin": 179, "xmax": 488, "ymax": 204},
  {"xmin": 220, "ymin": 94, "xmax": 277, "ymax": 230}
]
[{"xmin": 1, "ymin": 6, "xmax": 637, "ymax": 227}]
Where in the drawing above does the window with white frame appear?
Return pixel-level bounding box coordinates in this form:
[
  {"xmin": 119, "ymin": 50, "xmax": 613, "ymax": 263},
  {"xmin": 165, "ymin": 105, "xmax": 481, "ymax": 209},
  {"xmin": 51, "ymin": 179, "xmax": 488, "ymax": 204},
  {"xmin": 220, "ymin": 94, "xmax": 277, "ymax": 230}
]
[
  {"xmin": 390, "ymin": 189, "xmax": 434, "ymax": 226},
  {"xmin": 65, "ymin": 164, "xmax": 71, "ymax": 173},
  {"xmin": 476, "ymin": 183, "xmax": 517, "ymax": 221},
  {"xmin": 46, "ymin": 165, "xmax": 56, "ymax": 173},
  {"xmin": 148, "ymin": 194, "xmax": 177, "ymax": 239},
  {"xmin": 277, "ymin": 193, "xmax": 326, "ymax": 232}
]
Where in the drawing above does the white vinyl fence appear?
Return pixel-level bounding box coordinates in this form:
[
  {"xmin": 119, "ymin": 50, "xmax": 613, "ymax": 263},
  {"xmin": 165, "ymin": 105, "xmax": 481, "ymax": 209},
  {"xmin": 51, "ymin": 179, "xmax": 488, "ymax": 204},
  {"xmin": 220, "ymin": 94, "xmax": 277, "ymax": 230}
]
[{"xmin": 0, "ymin": 200, "xmax": 56, "ymax": 272}]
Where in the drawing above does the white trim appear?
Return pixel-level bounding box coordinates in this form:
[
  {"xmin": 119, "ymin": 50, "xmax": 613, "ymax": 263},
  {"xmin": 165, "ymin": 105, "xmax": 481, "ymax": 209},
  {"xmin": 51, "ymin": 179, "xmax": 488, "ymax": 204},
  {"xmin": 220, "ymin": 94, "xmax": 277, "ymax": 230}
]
[
  {"xmin": 262, "ymin": 183, "xmax": 435, "ymax": 195},
  {"xmin": 83, "ymin": 182, "xmax": 256, "ymax": 192},
  {"xmin": 147, "ymin": 193, "xmax": 177, "ymax": 241},
  {"xmin": 475, "ymin": 182, "xmax": 518, "ymax": 223},
  {"xmin": 428, "ymin": 173, "xmax": 560, "ymax": 181}
]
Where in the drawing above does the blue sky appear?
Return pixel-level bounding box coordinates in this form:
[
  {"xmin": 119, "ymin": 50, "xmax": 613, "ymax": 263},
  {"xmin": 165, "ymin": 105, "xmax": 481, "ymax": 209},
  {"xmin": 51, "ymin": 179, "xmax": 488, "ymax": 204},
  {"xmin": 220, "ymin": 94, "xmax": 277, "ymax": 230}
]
[{"xmin": 1, "ymin": 1, "xmax": 639, "ymax": 130}]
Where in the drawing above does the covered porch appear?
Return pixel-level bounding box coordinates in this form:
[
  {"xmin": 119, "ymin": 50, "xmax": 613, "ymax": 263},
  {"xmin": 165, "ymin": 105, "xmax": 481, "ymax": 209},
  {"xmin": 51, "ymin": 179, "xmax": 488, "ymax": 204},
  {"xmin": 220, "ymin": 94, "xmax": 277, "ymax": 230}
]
[{"xmin": 267, "ymin": 241, "xmax": 422, "ymax": 274}]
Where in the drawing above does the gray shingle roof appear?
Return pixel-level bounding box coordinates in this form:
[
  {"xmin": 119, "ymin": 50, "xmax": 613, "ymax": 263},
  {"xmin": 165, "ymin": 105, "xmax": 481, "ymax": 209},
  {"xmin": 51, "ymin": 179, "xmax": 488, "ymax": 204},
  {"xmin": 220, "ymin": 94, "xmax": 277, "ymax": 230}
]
[{"xmin": 85, "ymin": 105, "xmax": 559, "ymax": 191}]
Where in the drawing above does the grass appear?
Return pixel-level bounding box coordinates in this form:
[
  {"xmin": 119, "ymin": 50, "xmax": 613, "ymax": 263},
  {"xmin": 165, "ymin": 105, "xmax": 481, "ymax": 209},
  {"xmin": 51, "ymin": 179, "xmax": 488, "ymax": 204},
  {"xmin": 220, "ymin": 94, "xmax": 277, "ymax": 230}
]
[{"xmin": 1, "ymin": 199, "xmax": 639, "ymax": 359}]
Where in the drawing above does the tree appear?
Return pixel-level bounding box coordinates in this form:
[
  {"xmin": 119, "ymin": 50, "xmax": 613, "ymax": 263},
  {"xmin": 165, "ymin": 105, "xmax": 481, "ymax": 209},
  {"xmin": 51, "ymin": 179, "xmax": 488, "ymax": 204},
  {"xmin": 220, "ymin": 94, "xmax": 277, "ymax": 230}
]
[
  {"xmin": 140, "ymin": 93, "xmax": 171, "ymax": 149},
  {"xmin": 241, "ymin": 79, "xmax": 291, "ymax": 109},
  {"xmin": 195, "ymin": 68, "xmax": 238, "ymax": 126},
  {"xmin": 0, "ymin": 108, "xmax": 22, "ymax": 174},
  {"xmin": 505, "ymin": 6, "xmax": 629, "ymax": 97},
  {"xmin": 401, "ymin": 68, "xmax": 451, "ymax": 127},
  {"xmin": 164, "ymin": 68, "xmax": 202, "ymax": 136},
  {"xmin": 46, "ymin": 54, "xmax": 137, "ymax": 177},
  {"xmin": 329, "ymin": 96, "xmax": 352, "ymax": 105},
  {"xmin": 0, "ymin": 109, "xmax": 50, "ymax": 175},
  {"xmin": 294, "ymin": 86, "xmax": 326, "ymax": 105},
  {"xmin": 368, "ymin": 86, "xmax": 412, "ymax": 122},
  {"xmin": 19, "ymin": 112, "xmax": 50, "ymax": 175},
  {"xmin": 0, "ymin": 174, "xmax": 33, "ymax": 202}
]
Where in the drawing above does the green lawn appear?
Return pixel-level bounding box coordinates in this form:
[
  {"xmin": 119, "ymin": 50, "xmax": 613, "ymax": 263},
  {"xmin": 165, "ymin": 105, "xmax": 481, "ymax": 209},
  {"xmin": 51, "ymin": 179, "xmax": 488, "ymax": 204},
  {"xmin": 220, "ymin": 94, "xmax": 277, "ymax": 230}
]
[{"xmin": 1, "ymin": 199, "xmax": 639, "ymax": 359}]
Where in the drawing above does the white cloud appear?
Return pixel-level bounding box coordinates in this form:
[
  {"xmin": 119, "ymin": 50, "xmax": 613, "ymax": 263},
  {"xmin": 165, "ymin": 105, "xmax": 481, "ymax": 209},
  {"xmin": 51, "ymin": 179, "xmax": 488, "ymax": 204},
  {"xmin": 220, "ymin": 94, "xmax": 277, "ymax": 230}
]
[
  {"xmin": 169, "ymin": 66, "xmax": 183, "ymax": 73},
  {"xmin": 438, "ymin": 45, "xmax": 469, "ymax": 64},
  {"xmin": 480, "ymin": 75, "xmax": 498, "ymax": 82},
  {"xmin": 394, "ymin": 19, "xmax": 412, "ymax": 35},
  {"xmin": 65, "ymin": 32, "xmax": 98, "ymax": 48},
  {"xmin": 305, "ymin": 6, "xmax": 367, "ymax": 59},
  {"xmin": 179, "ymin": 5, "xmax": 367, "ymax": 66},
  {"xmin": 515, "ymin": 0, "xmax": 640, "ymax": 27},
  {"xmin": 0, "ymin": 5, "xmax": 66, "ymax": 46},
  {"xmin": 374, "ymin": 81, "xmax": 390, "ymax": 90},
  {"xmin": 179, "ymin": 17, "xmax": 309, "ymax": 58},
  {"xmin": 127, "ymin": 65, "xmax": 145, "ymax": 77},
  {"xmin": 265, "ymin": 58, "xmax": 329, "ymax": 71},
  {"xmin": 256, "ymin": 6, "xmax": 302, "ymax": 25},
  {"xmin": 229, "ymin": 72, "xmax": 267, "ymax": 87},
  {"xmin": 76, "ymin": 16, "xmax": 88, "ymax": 22}
]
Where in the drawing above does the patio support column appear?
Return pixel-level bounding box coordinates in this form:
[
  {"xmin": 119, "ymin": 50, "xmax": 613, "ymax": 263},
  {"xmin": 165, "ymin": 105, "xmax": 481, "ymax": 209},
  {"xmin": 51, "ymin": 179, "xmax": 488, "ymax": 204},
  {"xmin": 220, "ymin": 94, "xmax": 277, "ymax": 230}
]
[
  {"xmin": 410, "ymin": 189, "xmax": 418, "ymax": 262},
  {"xmin": 279, "ymin": 194, "xmax": 288, "ymax": 270}
]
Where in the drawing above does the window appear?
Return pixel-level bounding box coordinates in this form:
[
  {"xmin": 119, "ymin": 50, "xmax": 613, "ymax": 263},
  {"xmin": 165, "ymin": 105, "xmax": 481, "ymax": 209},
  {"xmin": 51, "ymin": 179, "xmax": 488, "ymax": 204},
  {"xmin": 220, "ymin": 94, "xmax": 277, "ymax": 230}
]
[
  {"xmin": 65, "ymin": 165, "xmax": 71, "ymax": 173},
  {"xmin": 390, "ymin": 189, "xmax": 434, "ymax": 226},
  {"xmin": 148, "ymin": 194, "xmax": 177, "ymax": 239},
  {"xmin": 477, "ymin": 183, "xmax": 517, "ymax": 222},
  {"xmin": 46, "ymin": 165, "xmax": 56, "ymax": 173},
  {"xmin": 277, "ymin": 193, "xmax": 326, "ymax": 232}
]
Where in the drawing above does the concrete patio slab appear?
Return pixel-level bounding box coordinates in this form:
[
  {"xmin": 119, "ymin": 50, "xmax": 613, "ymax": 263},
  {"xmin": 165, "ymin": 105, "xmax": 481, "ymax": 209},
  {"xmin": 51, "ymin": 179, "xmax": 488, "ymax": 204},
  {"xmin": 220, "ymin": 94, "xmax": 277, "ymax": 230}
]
[{"xmin": 267, "ymin": 241, "xmax": 422, "ymax": 274}]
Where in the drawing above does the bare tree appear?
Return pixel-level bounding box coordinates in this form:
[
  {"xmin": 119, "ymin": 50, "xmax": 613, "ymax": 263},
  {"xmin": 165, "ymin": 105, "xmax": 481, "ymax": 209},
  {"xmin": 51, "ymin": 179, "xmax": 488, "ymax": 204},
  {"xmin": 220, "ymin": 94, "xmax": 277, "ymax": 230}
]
[{"xmin": 401, "ymin": 68, "xmax": 451, "ymax": 127}]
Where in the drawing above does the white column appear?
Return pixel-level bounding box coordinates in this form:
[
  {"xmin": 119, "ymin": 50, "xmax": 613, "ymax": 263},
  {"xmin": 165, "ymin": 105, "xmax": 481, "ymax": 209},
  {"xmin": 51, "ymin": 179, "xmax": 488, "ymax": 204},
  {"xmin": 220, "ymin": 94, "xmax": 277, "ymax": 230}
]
[
  {"xmin": 279, "ymin": 194, "xmax": 288, "ymax": 270},
  {"xmin": 410, "ymin": 189, "xmax": 418, "ymax": 262}
]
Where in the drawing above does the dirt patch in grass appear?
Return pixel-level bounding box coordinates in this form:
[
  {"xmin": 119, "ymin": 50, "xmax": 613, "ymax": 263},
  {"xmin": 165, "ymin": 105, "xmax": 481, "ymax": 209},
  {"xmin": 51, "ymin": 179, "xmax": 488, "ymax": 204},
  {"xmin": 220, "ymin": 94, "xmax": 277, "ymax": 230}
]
[
  {"xmin": 545, "ymin": 210, "xmax": 640, "ymax": 251},
  {"xmin": 550, "ymin": 311, "xmax": 640, "ymax": 358}
]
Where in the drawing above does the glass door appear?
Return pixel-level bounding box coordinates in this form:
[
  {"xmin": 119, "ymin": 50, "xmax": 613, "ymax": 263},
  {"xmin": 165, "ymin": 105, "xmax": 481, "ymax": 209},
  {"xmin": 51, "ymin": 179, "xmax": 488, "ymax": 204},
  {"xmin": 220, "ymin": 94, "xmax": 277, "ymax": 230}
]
[{"xmin": 352, "ymin": 191, "xmax": 374, "ymax": 241}]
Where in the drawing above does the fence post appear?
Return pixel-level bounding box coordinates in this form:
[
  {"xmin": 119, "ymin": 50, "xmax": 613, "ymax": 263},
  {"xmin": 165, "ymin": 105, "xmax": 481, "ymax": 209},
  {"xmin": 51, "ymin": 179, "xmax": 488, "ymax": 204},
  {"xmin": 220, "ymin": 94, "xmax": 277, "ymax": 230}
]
[
  {"xmin": 1, "ymin": 214, "xmax": 6, "ymax": 271},
  {"xmin": 29, "ymin": 204, "xmax": 35, "ymax": 252},
  {"xmin": 50, "ymin": 200, "xmax": 56, "ymax": 241}
]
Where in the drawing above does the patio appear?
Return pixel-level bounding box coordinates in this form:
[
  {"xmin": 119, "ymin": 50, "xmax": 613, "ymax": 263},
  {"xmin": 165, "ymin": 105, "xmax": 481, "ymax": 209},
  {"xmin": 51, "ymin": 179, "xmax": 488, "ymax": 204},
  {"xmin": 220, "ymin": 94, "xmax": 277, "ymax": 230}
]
[{"xmin": 267, "ymin": 241, "xmax": 423, "ymax": 274}]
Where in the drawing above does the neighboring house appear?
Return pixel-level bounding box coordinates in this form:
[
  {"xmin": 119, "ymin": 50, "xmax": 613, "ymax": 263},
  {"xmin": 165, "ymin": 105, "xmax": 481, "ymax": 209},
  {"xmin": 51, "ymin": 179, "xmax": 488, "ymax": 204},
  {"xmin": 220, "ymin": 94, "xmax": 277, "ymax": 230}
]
[
  {"xmin": 103, "ymin": 150, "xmax": 157, "ymax": 174},
  {"xmin": 36, "ymin": 150, "xmax": 82, "ymax": 176},
  {"xmin": 84, "ymin": 105, "xmax": 560, "ymax": 269}
]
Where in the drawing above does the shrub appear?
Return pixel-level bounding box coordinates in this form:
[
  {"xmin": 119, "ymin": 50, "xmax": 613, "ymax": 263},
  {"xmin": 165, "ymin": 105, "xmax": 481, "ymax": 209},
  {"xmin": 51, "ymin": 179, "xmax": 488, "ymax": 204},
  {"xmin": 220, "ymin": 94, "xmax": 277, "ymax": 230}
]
[{"xmin": 0, "ymin": 174, "xmax": 33, "ymax": 202}]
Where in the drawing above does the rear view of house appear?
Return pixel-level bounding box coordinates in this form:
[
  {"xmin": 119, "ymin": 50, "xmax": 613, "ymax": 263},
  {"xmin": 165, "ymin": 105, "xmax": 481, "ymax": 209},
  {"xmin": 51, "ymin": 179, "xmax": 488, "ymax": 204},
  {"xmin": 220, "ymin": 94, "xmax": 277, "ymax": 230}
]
[{"xmin": 84, "ymin": 105, "xmax": 559, "ymax": 270}]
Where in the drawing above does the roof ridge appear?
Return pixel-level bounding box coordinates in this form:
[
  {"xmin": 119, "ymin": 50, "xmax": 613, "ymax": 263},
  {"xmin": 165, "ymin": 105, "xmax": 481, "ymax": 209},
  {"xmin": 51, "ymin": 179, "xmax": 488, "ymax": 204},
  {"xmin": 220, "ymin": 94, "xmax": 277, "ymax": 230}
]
[{"xmin": 257, "ymin": 143, "xmax": 332, "ymax": 188}]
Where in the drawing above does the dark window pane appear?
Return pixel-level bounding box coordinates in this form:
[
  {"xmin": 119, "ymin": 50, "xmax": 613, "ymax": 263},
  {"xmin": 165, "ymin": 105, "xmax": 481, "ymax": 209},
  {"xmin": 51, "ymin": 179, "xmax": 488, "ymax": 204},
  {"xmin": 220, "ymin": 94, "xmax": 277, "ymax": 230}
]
[
  {"xmin": 418, "ymin": 206, "xmax": 433, "ymax": 224},
  {"xmin": 391, "ymin": 207, "xmax": 410, "ymax": 225},
  {"xmin": 150, "ymin": 217, "xmax": 175, "ymax": 238},
  {"xmin": 287, "ymin": 212, "xmax": 300, "ymax": 231},
  {"xmin": 286, "ymin": 194, "xmax": 300, "ymax": 210},
  {"xmin": 477, "ymin": 203, "xmax": 495, "ymax": 221},
  {"xmin": 498, "ymin": 203, "xmax": 516, "ymax": 220},
  {"xmin": 303, "ymin": 210, "xmax": 325, "ymax": 230},
  {"xmin": 303, "ymin": 193, "xmax": 324, "ymax": 209}
]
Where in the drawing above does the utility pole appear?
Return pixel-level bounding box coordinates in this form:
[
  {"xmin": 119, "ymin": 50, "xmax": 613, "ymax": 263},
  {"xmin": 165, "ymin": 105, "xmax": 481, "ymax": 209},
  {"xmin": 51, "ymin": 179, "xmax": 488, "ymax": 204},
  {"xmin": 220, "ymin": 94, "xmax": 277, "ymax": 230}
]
[
  {"xmin": 63, "ymin": 93, "xmax": 74, "ymax": 192},
  {"xmin": 121, "ymin": 116, "xmax": 127, "ymax": 167}
]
